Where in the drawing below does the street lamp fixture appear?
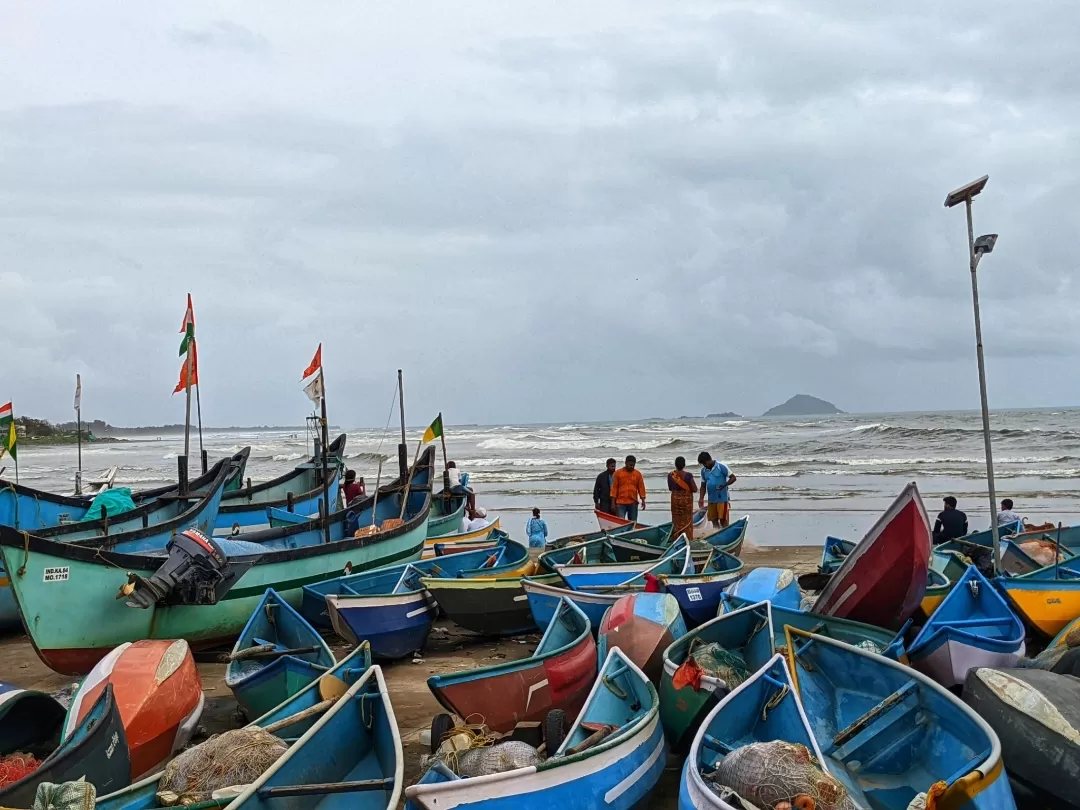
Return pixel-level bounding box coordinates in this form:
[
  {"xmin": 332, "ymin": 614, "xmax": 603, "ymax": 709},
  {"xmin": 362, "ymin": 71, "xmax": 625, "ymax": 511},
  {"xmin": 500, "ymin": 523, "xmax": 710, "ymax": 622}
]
[{"xmin": 945, "ymin": 175, "xmax": 1001, "ymax": 575}]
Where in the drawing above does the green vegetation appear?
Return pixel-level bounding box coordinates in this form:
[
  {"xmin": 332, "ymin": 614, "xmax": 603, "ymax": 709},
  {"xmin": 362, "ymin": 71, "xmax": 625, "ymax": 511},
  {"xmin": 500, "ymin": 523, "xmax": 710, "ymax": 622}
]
[{"xmin": 14, "ymin": 416, "xmax": 124, "ymax": 446}]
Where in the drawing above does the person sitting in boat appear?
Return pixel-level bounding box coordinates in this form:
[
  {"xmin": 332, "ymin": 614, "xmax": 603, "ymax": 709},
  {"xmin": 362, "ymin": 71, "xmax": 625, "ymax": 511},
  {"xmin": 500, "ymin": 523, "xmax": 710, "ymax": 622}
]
[
  {"xmin": 997, "ymin": 498, "xmax": 1024, "ymax": 527},
  {"xmin": 447, "ymin": 461, "xmax": 478, "ymax": 518},
  {"xmin": 343, "ymin": 469, "xmax": 366, "ymax": 506},
  {"xmin": 593, "ymin": 458, "xmax": 617, "ymax": 516},
  {"xmin": 932, "ymin": 496, "xmax": 968, "ymax": 545},
  {"xmin": 525, "ymin": 507, "xmax": 548, "ymax": 549},
  {"xmin": 611, "ymin": 455, "xmax": 646, "ymax": 522},
  {"xmin": 668, "ymin": 456, "xmax": 698, "ymax": 540},
  {"xmin": 462, "ymin": 507, "xmax": 489, "ymax": 533},
  {"xmin": 698, "ymin": 451, "xmax": 736, "ymax": 528}
]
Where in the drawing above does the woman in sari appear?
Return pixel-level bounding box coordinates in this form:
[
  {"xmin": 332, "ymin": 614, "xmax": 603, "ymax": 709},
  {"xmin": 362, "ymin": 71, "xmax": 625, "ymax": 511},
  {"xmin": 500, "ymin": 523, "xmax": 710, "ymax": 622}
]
[{"xmin": 668, "ymin": 456, "xmax": 698, "ymax": 540}]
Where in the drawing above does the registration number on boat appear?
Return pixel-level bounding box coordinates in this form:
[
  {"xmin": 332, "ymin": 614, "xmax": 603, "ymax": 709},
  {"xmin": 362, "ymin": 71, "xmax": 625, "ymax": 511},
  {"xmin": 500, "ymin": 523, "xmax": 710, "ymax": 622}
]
[
  {"xmin": 43, "ymin": 566, "xmax": 69, "ymax": 583},
  {"xmin": 686, "ymin": 587, "xmax": 702, "ymax": 602}
]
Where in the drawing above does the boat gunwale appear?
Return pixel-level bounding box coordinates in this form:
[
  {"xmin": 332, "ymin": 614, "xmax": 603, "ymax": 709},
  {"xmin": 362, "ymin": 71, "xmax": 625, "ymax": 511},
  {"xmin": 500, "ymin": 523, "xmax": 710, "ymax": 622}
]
[
  {"xmin": 219, "ymin": 435, "xmax": 345, "ymax": 509},
  {"xmin": 661, "ymin": 600, "xmax": 774, "ymax": 691}
]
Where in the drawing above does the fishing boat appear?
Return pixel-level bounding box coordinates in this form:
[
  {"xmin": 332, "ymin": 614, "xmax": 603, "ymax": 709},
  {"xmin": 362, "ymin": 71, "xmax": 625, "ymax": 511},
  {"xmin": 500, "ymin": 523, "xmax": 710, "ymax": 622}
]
[
  {"xmin": 419, "ymin": 568, "xmax": 554, "ymax": 637},
  {"xmin": 662, "ymin": 548, "xmax": 744, "ymax": 626},
  {"xmin": 907, "ymin": 565, "xmax": 1025, "ymax": 687},
  {"xmin": 552, "ymin": 537, "xmax": 690, "ymax": 590},
  {"xmin": 0, "ymin": 448, "xmax": 434, "ymax": 674},
  {"xmin": 548, "ymin": 523, "xmax": 637, "ymax": 551},
  {"xmin": 914, "ymin": 567, "xmax": 952, "ymax": 622},
  {"xmin": 0, "ymin": 683, "xmax": 130, "ymax": 808},
  {"xmin": 723, "ymin": 567, "xmax": 799, "ymax": 609},
  {"xmin": 594, "ymin": 508, "xmax": 644, "ymax": 531},
  {"xmin": 323, "ymin": 540, "xmax": 527, "ymax": 659},
  {"xmin": 789, "ymin": 629, "xmax": 1016, "ymax": 809},
  {"xmin": 678, "ymin": 655, "xmax": 826, "ymax": 810},
  {"xmin": 427, "ymin": 598, "xmax": 596, "ymax": 734},
  {"xmin": 227, "ymin": 588, "xmax": 336, "ymax": 719},
  {"xmin": 406, "ymin": 647, "xmax": 666, "ymax": 810},
  {"xmin": 81, "ymin": 466, "xmax": 119, "ymax": 495},
  {"xmin": 597, "ymin": 593, "xmax": 687, "ymax": 684},
  {"xmin": 994, "ymin": 559, "xmax": 1080, "ymax": 637},
  {"xmin": 428, "ymin": 491, "xmax": 468, "ymax": 538},
  {"xmin": 812, "ymin": 481, "xmax": 930, "ymax": 628},
  {"xmin": 720, "ymin": 593, "xmax": 906, "ymax": 659},
  {"xmin": 421, "ymin": 518, "xmax": 501, "ymax": 559},
  {"xmin": 64, "ymin": 639, "xmax": 203, "ymax": 779},
  {"xmin": 0, "ymin": 565, "xmax": 16, "ymax": 631},
  {"xmin": 608, "ymin": 515, "xmax": 747, "ymax": 565},
  {"xmin": 1051, "ymin": 614, "xmax": 1080, "ymax": 648},
  {"xmin": 226, "ymin": 664, "xmax": 402, "ymax": 810},
  {"xmin": 540, "ymin": 533, "xmax": 658, "ymax": 573},
  {"xmin": 660, "ymin": 600, "xmax": 776, "ymax": 751},
  {"xmin": 963, "ymin": 666, "xmax": 1080, "ymax": 809},
  {"xmin": 96, "ymin": 643, "xmax": 376, "ymax": 810}
]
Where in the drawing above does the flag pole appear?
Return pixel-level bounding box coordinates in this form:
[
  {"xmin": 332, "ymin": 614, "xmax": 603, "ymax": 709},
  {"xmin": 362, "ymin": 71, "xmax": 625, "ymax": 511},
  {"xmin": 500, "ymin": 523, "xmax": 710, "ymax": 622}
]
[
  {"xmin": 182, "ymin": 343, "xmax": 192, "ymax": 495},
  {"xmin": 397, "ymin": 369, "xmax": 408, "ymax": 479},
  {"xmin": 75, "ymin": 374, "xmax": 83, "ymax": 496},
  {"xmin": 319, "ymin": 365, "xmax": 331, "ymax": 545},
  {"xmin": 195, "ymin": 372, "xmax": 206, "ymax": 474}
]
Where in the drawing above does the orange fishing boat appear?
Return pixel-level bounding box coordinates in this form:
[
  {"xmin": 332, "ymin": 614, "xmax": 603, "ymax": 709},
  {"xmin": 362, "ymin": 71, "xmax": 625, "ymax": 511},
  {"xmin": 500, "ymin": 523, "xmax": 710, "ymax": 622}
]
[{"xmin": 63, "ymin": 639, "xmax": 204, "ymax": 779}]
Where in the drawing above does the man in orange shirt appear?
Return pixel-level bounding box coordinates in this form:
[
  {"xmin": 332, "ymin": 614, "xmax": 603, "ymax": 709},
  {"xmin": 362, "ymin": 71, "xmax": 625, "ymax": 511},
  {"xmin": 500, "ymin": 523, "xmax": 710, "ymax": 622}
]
[{"xmin": 610, "ymin": 455, "xmax": 646, "ymax": 522}]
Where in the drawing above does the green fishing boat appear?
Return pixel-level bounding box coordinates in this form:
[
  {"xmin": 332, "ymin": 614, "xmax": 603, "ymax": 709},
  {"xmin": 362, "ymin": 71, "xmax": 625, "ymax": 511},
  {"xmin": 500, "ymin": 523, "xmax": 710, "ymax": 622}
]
[
  {"xmin": 427, "ymin": 493, "xmax": 467, "ymax": 538},
  {"xmin": 0, "ymin": 448, "xmax": 435, "ymax": 676}
]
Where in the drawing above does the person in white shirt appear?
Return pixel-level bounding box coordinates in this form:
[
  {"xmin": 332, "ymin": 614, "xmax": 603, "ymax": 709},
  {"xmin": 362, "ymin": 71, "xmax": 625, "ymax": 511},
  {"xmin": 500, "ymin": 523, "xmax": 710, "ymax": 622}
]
[
  {"xmin": 997, "ymin": 498, "xmax": 1024, "ymax": 527},
  {"xmin": 447, "ymin": 461, "xmax": 478, "ymax": 518}
]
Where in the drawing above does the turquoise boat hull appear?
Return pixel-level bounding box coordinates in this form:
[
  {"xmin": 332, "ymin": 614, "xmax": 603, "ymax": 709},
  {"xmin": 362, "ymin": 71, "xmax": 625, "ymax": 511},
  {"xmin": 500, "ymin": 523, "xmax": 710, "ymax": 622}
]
[
  {"xmin": 0, "ymin": 449, "xmax": 435, "ymax": 675},
  {"xmin": 427, "ymin": 494, "xmax": 467, "ymax": 538}
]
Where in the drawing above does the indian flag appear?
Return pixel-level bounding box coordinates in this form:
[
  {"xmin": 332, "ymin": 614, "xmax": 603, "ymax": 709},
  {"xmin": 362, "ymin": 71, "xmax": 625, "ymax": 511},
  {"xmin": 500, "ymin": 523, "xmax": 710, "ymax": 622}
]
[
  {"xmin": 179, "ymin": 293, "xmax": 195, "ymax": 356},
  {"xmin": 0, "ymin": 402, "xmax": 15, "ymax": 461},
  {"xmin": 422, "ymin": 413, "xmax": 443, "ymax": 444}
]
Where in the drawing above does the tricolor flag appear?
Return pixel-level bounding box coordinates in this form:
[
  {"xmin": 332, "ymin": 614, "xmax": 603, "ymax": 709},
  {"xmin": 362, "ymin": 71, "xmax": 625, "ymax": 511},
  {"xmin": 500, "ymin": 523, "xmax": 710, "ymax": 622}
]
[
  {"xmin": 179, "ymin": 293, "xmax": 195, "ymax": 356},
  {"xmin": 0, "ymin": 402, "xmax": 16, "ymax": 461},
  {"xmin": 302, "ymin": 344, "xmax": 323, "ymax": 405},
  {"xmin": 173, "ymin": 339, "xmax": 199, "ymax": 394}
]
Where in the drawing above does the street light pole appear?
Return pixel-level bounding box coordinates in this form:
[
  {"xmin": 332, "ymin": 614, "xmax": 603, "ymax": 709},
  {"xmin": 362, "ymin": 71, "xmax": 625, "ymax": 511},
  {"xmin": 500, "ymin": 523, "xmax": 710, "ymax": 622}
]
[{"xmin": 945, "ymin": 175, "xmax": 1000, "ymax": 575}]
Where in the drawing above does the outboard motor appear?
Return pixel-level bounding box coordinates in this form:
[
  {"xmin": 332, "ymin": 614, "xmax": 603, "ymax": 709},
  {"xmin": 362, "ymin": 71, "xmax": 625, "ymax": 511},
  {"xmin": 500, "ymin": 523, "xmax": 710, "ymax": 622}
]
[{"xmin": 122, "ymin": 528, "xmax": 263, "ymax": 609}]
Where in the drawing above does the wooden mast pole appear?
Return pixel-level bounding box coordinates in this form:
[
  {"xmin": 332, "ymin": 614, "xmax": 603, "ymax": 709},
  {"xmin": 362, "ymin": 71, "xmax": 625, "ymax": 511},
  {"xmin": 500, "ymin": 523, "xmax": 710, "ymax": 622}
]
[
  {"xmin": 397, "ymin": 369, "xmax": 408, "ymax": 479},
  {"xmin": 181, "ymin": 342, "xmax": 192, "ymax": 495},
  {"xmin": 75, "ymin": 374, "xmax": 83, "ymax": 495},
  {"xmin": 319, "ymin": 363, "xmax": 331, "ymax": 545}
]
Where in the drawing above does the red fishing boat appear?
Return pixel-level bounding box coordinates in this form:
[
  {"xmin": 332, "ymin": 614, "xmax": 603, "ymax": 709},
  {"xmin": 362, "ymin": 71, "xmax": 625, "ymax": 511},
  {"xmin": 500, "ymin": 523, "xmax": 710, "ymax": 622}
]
[
  {"xmin": 63, "ymin": 639, "xmax": 204, "ymax": 779},
  {"xmin": 594, "ymin": 509, "xmax": 640, "ymax": 531},
  {"xmin": 596, "ymin": 592, "xmax": 688, "ymax": 684},
  {"xmin": 812, "ymin": 481, "xmax": 931, "ymax": 629},
  {"xmin": 426, "ymin": 598, "xmax": 596, "ymax": 734}
]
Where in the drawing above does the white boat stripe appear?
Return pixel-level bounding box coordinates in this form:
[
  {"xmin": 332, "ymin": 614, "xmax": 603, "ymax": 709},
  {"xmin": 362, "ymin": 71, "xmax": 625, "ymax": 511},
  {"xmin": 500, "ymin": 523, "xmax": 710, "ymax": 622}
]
[
  {"xmin": 829, "ymin": 583, "xmax": 859, "ymax": 613},
  {"xmin": 524, "ymin": 678, "xmax": 548, "ymax": 712},
  {"xmin": 406, "ymin": 606, "xmax": 430, "ymax": 618},
  {"xmin": 513, "ymin": 594, "xmax": 528, "ymax": 602},
  {"xmin": 604, "ymin": 734, "xmax": 664, "ymax": 804}
]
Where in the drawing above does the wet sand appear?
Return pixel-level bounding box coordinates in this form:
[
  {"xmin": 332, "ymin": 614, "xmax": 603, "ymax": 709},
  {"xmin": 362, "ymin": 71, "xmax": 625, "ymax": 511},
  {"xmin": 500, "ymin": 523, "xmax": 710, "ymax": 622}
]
[{"xmin": 0, "ymin": 544, "xmax": 820, "ymax": 808}]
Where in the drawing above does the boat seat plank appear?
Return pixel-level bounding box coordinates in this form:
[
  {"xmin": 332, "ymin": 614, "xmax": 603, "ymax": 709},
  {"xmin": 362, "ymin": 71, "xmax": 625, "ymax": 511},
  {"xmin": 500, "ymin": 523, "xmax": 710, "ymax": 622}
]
[
  {"xmin": 940, "ymin": 616, "xmax": 1015, "ymax": 629},
  {"xmin": 257, "ymin": 777, "xmax": 396, "ymax": 798},
  {"xmin": 828, "ymin": 681, "xmax": 919, "ymax": 753}
]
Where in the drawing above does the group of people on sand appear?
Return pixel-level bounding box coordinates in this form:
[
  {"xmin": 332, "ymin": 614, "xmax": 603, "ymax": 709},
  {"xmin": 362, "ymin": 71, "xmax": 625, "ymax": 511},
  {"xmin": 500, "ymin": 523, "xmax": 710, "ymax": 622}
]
[
  {"xmin": 592, "ymin": 453, "xmax": 737, "ymax": 540},
  {"xmin": 933, "ymin": 495, "xmax": 1033, "ymax": 545}
]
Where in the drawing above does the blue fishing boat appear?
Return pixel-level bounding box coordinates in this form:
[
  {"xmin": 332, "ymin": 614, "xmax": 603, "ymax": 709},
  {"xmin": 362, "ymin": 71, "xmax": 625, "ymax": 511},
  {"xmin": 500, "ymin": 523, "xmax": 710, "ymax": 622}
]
[
  {"xmin": 539, "ymin": 532, "xmax": 655, "ymax": 573},
  {"xmin": 597, "ymin": 592, "xmax": 687, "ymax": 683},
  {"xmin": 96, "ymin": 644, "xmax": 375, "ymax": 810},
  {"xmin": 0, "ymin": 683, "xmax": 130, "ymax": 808},
  {"xmin": 227, "ymin": 664, "xmax": 402, "ymax": 810},
  {"xmin": 679, "ymin": 654, "xmax": 828, "ymax": 810},
  {"xmin": 226, "ymin": 588, "xmax": 336, "ymax": 719},
  {"xmin": 406, "ymin": 647, "xmax": 666, "ymax": 810},
  {"xmin": 322, "ymin": 540, "xmax": 527, "ymax": 659},
  {"xmin": 908, "ymin": 565, "xmax": 1025, "ymax": 687},
  {"xmin": 608, "ymin": 515, "xmax": 748, "ymax": 565},
  {"xmin": 548, "ymin": 523, "xmax": 637, "ymax": 551},
  {"xmin": 554, "ymin": 537, "xmax": 690, "ymax": 590},
  {"xmin": 789, "ymin": 629, "xmax": 1017, "ymax": 809},
  {"xmin": 723, "ymin": 566, "xmax": 799, "ymax": 609},
  {"xmin": 663, "ymin": 548, "xmax": 744, "ymax": 626}
]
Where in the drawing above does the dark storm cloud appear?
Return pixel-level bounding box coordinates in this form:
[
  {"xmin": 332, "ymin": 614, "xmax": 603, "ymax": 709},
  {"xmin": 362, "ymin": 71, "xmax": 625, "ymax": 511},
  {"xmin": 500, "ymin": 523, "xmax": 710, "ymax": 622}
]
[{"xmin": 1, "ymin": 2, "xmax": 1079, "ymax": 426}]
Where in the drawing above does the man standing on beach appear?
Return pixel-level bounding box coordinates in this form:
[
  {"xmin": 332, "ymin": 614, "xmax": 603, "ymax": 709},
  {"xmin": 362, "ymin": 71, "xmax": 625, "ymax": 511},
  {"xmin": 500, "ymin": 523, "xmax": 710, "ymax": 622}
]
[
  {"xmin": 593, "ymin": 458, "xmax": 617, "ymax": 515},
  {"xmin": 698, "ymin": 451, "xmax": 736, "ymax": 528},
  {"xmin": 611, "ymin": 455, "xmax": 646, "ymax": 522}
]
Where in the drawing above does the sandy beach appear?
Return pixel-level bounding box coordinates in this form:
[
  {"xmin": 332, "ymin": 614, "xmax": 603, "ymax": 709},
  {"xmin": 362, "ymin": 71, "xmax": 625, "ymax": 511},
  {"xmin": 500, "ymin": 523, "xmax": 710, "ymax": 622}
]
[{"xmin": 0, "ymin": 543, "xmax": 820, "ymax": 808}]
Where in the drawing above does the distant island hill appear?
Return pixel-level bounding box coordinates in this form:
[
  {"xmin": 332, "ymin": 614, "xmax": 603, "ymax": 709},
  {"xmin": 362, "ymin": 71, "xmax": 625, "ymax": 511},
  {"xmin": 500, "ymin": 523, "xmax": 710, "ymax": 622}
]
[
  {"xmin": 8, "ymin": 416, "xmax": 338, "ymax": 446},
  {"xmin": 675, "ymin": 395, "xmax": 844, "ymax": 420}
]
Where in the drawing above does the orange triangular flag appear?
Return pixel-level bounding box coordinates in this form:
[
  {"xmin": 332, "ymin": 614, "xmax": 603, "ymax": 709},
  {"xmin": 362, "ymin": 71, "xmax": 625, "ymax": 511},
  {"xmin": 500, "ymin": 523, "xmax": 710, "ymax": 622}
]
[{"xmin": 302, "ymin": 344, "xmax": 322, "ymax": 381}]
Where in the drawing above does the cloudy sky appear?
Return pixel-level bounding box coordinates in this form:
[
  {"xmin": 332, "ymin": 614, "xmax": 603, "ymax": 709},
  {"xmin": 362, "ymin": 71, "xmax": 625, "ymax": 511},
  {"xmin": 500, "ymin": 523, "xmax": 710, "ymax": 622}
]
[{"xmin": 2, "ymin": 2, "xmax": 1078, "ymax": 427}]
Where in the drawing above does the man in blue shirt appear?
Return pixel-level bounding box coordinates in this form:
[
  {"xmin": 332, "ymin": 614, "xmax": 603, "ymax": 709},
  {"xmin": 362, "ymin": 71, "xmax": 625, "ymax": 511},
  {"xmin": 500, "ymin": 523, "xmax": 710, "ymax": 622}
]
[{"xmin": 697, "ymin": 451, "xmax": 737, "ymax": 528}]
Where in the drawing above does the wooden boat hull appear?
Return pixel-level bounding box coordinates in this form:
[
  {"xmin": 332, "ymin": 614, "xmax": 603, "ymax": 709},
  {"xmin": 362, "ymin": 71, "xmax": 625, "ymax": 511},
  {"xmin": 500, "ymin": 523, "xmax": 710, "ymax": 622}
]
[
  {"xmin": 524, "ymin": 577, "xmax": 617, "ymax": 633},
  {"xmin": 963, "ymin": 667, "xmax": 1080, "ymax": 809},
  {"xmin": 995, "ymin": 566, "xmax": 1080, "ymax": 637},
  {"xmin": 419, "ymin": 572, "xmax": 551, "ymax": 636},
  {"xmin": 226, "ymin": 588, "xmax": 336, "ymax": 719},
  {"xmin": 407, "ymin": 649, "xmax": 665, "ymax": 810},
  {"xmin": 608, "ymin": 515, "xmax": 745, "ymax": 565},
  {"xmin": 0, "ymin": 449, "xmax": 435, "ymax": 674},
  {"xmin": 913, "ymin": 568, "xmax": 951, "ymax": 623},
  {"xmin": 428, "ymin": 495, "xmax": 467, "ymax": 538},
  {"xmin": 723, "ymin": 567, "xmax": 799, "ymax": 609},
  {"xmin": 0, "ymin": 566, "xmax": 16, "ymax": 630},
  {"xmin": 427, "ymin": 599, "xmax": 596, "ymax": 733},
  {"xmin": 663, "ymin": 555, "xmax": 744, "ymax": 626},
  {"xmin": 0, "ymin": 684, "xmax": 130, "ymax": 808},
  {"xmin": 598, "ymin": 593, "xmax": 686, "ymax": 684},
  {"xmin": 909, "ymin": 566, "xmax": 1025, "ymax": 687},
  {"xmin": 421, "ymin": 518, "xmax": 500, "ymax": 559},
  {"xmin": 328, "ymin": 590, "xmax": 436, "ymax": 659},
  {"xmin": 228, "ymin": 665, "xmax": 403, "ymax": 810},
  {"xmin": 64, "ymin": 639, "xmax": 203, "ymax": 779},
  {"xmin": 812, "ymin": 481, "xmax": 930, "ymax": 628}
]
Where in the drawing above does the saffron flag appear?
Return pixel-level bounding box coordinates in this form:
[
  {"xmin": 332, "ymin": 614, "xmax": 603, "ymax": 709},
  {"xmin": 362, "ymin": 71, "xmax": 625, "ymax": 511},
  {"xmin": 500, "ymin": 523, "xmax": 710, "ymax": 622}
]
[
  {"xmin": 0, "ymin": 402, "xmax": 16, "ymax": 461},
  {"xmin": 422, "ymin": 413, "xmax": 443, "ymax": 444},
  {"xmin": 302, "ymin": 344, "xmax": 322, "ymax": 381},
  {"xmin": 173, "ymin": 340, "xmax": 199, "ymax": 394},
  {"xmin": 179, "ymin": 294, "xmax": 195, "ymax": 356}
]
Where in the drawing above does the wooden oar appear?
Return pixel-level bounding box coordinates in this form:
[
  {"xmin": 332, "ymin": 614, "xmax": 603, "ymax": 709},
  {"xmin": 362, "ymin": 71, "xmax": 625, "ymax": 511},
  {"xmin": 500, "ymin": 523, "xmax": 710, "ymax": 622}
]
[
  {"xmin": 228, "ymin": 644, "xmax": 320, "ymax": 662},
  {"xmin": 257, "ymin": 778, "xmax": 395, "ymax": 798},
  {"xmin": 259, "ymin": 673, "xmax": 350, "ymax": 734}
]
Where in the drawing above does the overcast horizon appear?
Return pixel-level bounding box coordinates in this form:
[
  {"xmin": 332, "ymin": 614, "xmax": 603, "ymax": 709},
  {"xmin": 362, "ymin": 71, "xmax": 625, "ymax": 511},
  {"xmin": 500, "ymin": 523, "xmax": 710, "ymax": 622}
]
[{"xmin": 4, "ymin": 2, "xmax": 1080, "ymax": 428}]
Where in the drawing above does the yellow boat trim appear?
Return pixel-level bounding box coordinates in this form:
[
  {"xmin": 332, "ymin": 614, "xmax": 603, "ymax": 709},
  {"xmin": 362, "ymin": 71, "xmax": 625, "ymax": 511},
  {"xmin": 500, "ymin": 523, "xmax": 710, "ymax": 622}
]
[
  {"xmin": 930, "ymin": 756, "xmax": 1003, "ymax": 810},
  {"xmin": 422, "ymin": 518, "xmax": 501, "ymax": 550},
  {"xmin": 1000, "ymin": 585, "xmax": 1080, "ymax": 637}
]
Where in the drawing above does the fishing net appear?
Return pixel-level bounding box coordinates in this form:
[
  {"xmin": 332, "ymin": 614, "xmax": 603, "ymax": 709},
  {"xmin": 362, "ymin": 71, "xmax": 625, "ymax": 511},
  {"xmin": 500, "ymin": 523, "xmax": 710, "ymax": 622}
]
[
  {"xmin": 690, "ymin": 642, "xmax": 750, "ymax": 688},
  {"xmin": 453, "ymin": 742, "xmax": 542, "ymax": 777},
  {"xmin": 708, "ymin": 741, "xmax": 858, "ymax": 810},
  {"xmin": 155, "ymin": 727, "xmax": 288, "ymax": 806},
  {"xmin": 1020, "ymin": 644, "xmax": 1071, "ymax": 672},
  {"xmin": 0, "ymin": 752, "xmax": 41, "ymax": 787},
  {"xmin": 702, "ymin": 783, "xmax": 765, "ymax": 809},
  {"xmin": 29, "ymin": 779, "xmax": 95, "ymax": 810},
  {"xmin": 1018, "ymin": 540, "xmax": 1067, "ymax": 568}
]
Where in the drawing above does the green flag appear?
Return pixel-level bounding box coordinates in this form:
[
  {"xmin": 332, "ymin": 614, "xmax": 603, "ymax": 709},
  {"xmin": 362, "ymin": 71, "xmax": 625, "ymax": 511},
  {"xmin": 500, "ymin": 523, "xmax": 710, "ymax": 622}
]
[
  {"xmin": 422, "ymin": 413, "xmax": 443, "ymax": 444},
  {"xmin": 0, "ymin": 403, "xmax": 16, "ymax": 461},
  {"xmin": 179, "ymin": 294, "xmax": 195, "ymax": 356}
]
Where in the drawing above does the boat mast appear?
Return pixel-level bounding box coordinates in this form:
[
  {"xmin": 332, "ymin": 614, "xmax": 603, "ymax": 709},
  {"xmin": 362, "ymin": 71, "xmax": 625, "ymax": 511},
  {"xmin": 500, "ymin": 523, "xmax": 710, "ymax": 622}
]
[
  {"xmin": 181, "ymin": 343, "xmax": 193, "ymax": 495},
  {"xmin": 397, "ymin": 369, "xmax": 408, "ymax": 479},
  {"xmin": 74, "ymin": 373, "xmax": 82, "ymax": 496},
  {"xmin": 319, "ymin": 363, "xmax": 331, "ymax": 545},
  {"xmin": 196, "ymin": 376, "xmax": 206, "ymax": 473}
]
